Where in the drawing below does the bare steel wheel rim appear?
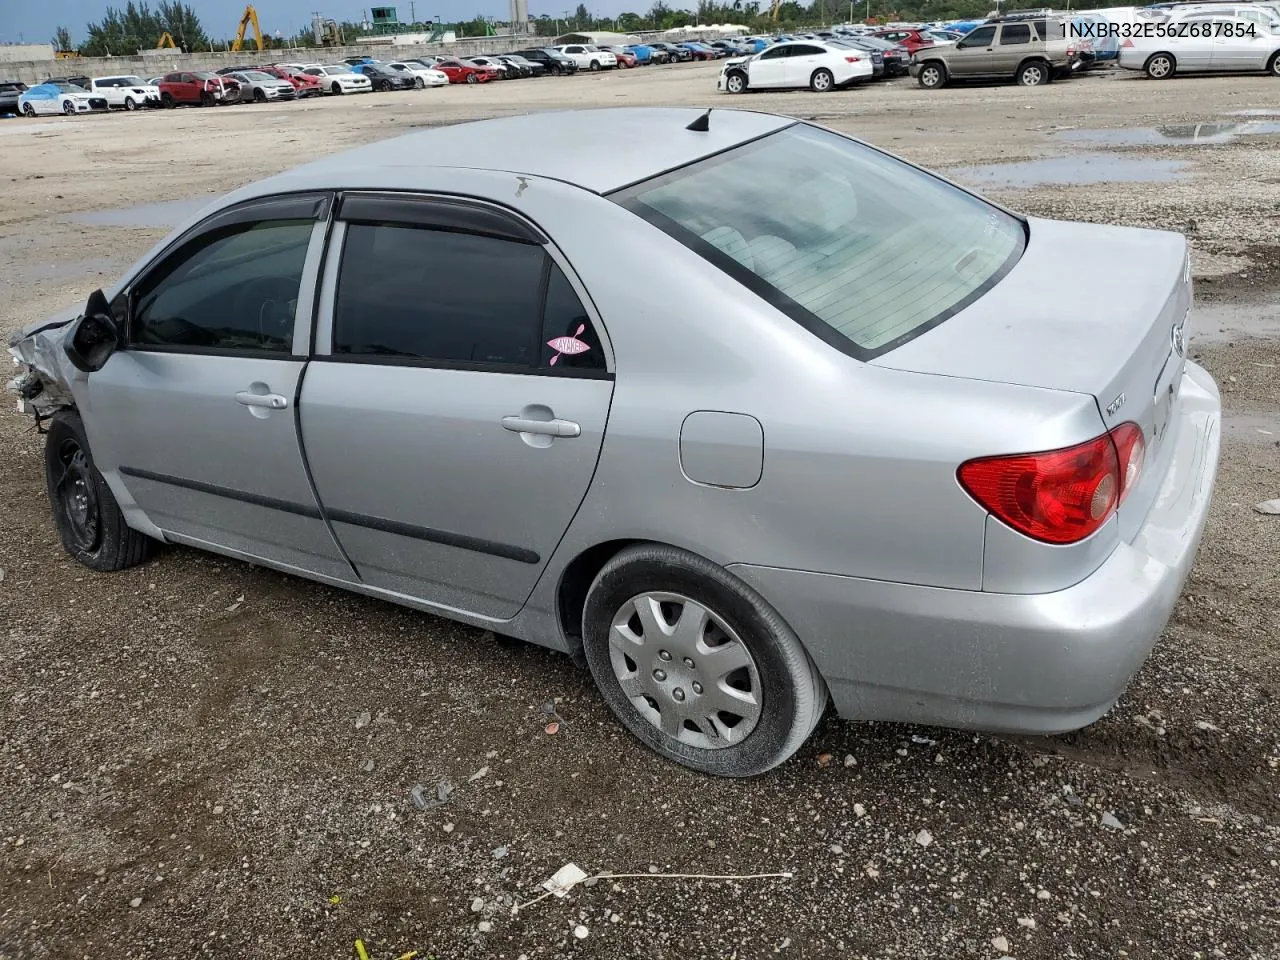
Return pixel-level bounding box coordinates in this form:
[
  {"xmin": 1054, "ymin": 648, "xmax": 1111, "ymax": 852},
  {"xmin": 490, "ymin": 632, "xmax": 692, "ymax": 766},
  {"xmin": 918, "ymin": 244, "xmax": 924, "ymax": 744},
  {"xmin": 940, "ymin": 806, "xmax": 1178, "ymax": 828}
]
[
  {"xmin": 55, "ymin": 439, "xmax": 101, "ymax": 554},
  {"xmin": 609, "ymin": 591, "xmax": 762, "ymax": 750}
]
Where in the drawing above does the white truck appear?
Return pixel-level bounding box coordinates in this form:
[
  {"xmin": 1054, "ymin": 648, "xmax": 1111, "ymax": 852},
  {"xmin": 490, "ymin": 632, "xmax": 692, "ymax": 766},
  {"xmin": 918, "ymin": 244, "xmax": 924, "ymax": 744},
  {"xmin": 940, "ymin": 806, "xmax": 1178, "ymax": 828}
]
[{"xmin": 551, "ymin": 44, "xmax": 618, "ymax": 70}]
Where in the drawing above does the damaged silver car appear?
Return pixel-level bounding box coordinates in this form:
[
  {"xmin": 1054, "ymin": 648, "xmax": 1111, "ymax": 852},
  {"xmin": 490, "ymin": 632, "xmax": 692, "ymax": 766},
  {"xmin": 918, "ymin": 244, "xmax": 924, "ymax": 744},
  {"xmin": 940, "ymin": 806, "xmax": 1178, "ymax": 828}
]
[{"xmin": 9, "ymin": 107, "xmax": 1222, "ymax": 777}]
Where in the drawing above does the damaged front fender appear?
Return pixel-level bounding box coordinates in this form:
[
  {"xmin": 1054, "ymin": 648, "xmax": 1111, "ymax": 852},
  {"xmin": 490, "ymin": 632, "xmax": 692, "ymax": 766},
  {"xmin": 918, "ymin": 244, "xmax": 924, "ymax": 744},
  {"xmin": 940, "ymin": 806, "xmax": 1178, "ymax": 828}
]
[{"xmin": 7, "ymin": 304, "xmax": 86, "ymax": 420}]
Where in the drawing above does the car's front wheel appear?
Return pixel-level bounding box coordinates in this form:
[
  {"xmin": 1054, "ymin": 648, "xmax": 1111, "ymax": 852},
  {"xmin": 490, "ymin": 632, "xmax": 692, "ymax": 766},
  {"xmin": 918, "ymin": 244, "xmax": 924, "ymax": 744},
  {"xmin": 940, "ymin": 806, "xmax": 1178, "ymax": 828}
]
[
  {"xmin": 62, "ymin": 100, "xmax": 76, "ymax": 115},
  {"xmin": 124, "ymin": 96, "xmax": 137, "ymax": 110},
  {"xmin": 253, "ymin": 88, "xmax": 267, "ymax": 102},
  {"xmin": 725, "ymin": 70, "xmax": 747, "ymax": 93},
  {"xmin": 810, "ymin": 67, "xmax": 835, "ymax": 92},
  {"xmin": 466, "ymin": 72, "xmax": 478, "ymax": 83},
  {"xmin": 918, "ymin": 61, "xmax": 947, "ymax": 88},
  {"xmin": 1145, "ymin": 52, "xmax": 1175, "ymax": 79},
  {"xmin": 331, "ymin": 81, "xmax": 343, "ymax": 94},
  {"xmin": 22, "ymin": 102, "xmax": 36, "ymax": 116},
  {"xmin": 45, "ymin": 411, "xmax": 154, "ymax": 572},
  {"xmin": 415, "ymin": 76, "xmax": 425, "ymax": 88},
  {"xmin": 582, "ymin": 544, "xmax": 828, "ymax": 777},
  {"xmin": 1266, "ymin": 51, "xmax": 1280, "ymax": 76},
  {"xmin": 1017, "ymin": 60, "xmax": 1049, "ymax": 85}
]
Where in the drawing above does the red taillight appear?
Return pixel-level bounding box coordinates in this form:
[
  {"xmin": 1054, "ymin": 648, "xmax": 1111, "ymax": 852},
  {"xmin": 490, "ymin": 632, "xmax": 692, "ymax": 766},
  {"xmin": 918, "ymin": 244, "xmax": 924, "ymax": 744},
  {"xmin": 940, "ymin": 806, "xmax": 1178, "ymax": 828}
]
[
  {"xmin": 957, "ymin": 422, "xmax": 1144, "ymax": 545},
  {"xmin": 845, "ymin": 55, "xmax": 862, "ymax": 62}
]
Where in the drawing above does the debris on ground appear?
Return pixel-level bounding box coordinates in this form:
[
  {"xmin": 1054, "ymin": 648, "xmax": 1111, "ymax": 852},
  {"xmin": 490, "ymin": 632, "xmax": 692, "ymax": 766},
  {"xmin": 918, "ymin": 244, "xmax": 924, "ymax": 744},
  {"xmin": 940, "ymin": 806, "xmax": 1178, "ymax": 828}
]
[
  {"xmin": 1253, "ymin": 498, "xmax": 1280, "ymax": 514},
  {"xmin": 915, "ymin": 829, "xmax": 934, "ymax": 848},
  {"xmin": 409, "ymin": 780, "xmax": 454, "ymax": 811},
  {"xmin": 354, "ymin": 711, "xmax": 371, "ymax": 730},
  {"xmin": 1100, "ymin": 812, "xmax": 1125, "ymax": 830}
]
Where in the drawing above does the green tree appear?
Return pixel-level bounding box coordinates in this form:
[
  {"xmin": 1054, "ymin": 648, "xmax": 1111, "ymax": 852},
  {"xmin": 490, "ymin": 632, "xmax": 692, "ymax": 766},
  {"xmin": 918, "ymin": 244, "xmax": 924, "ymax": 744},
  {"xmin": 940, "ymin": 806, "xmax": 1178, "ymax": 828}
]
[
  {"xmin": 51, "ymin": 26, "xmax": 75, "ymax": 52},
  {"xmin": 81, "ymin": 1, "xmax": 207, "ymax": 56}
]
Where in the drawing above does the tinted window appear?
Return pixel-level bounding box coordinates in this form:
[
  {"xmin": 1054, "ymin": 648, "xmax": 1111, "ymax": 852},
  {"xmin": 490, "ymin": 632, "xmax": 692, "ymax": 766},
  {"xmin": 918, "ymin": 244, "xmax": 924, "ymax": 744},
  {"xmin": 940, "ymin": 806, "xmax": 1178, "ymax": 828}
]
[
  {"xmin": 792, "ymin": 44, "xmax": 825, "ymax": 55},
  {"xmin": 614, "ymin": 124, "xmax": 1024, "ymax": 358},
  {"xmin": 334, "ymin": 225, "xmax": 545, "ymax": 366},
  {"xmin": 760, "ymin": 45, "xmax": 790, "ymax": 58},
  {"xmin": 961, "ymin": 25, "xmax": 997, "ymax": 45},
  {"xmin": 1000, "ymin": 23, "xmax": 1031, "ymax": 43},
  {"xmin": 541, "ymin": 264, "xmax": 604, "ymax": 370},
  {"xmin": 133, "ymin": 219, "xmax": 312, "ymax": 353}
]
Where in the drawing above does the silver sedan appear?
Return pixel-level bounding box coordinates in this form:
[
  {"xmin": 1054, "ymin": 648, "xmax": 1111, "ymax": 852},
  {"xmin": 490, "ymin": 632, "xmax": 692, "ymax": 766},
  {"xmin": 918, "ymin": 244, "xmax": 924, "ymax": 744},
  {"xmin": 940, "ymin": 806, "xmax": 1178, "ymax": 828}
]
[{"xmin": 8, "ymin": 108, "xmax": 1221, "ymax": 776}]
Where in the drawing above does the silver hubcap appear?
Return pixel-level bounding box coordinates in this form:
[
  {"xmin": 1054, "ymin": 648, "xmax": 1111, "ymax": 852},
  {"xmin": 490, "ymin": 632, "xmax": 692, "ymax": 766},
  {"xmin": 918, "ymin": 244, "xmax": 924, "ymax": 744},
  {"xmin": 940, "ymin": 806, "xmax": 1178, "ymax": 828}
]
[
  {"xmin": 609, "ymin": 592, "xmax": 762, "ymax": 750},
  {"xmin": 728, "ymin": 75, "xmax": 743, "ymax": 92},
  {"xmin": 815, "ymin": 72, "xmax": 830, "ymax": 90},
  {"xmin": 1022, "ymin": 67, "xmax": 1042, "ymax": 85},
  {"xmin": 1151, "ymin": 58, "xmax": 1170, "ymax": 76},
  {"xmin": 923, "ymin": 67, "xmax": 940, "ymax": 84}
]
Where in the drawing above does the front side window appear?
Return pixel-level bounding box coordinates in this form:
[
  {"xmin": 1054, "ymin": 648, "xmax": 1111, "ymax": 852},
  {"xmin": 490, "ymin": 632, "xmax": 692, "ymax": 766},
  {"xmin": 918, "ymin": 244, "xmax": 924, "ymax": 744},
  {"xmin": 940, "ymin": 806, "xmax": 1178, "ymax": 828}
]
[
  {"xmin": 612, "ymin": 124, "xmax": 1024, "ymax": 359},
  {"xmin": 961, "ymin": 25, "xmax": 997, "ymax": 45},
  {"xmin": 333, "ymin": 223, "xmax": 604, "ymax": 372},
  {"xmin": 1000, "ymin": 24, "xmax": 1032, "ymax": 43},
  {"xmin": 132, "ymin": 219, "xmax": 313, "ymax": 353}
]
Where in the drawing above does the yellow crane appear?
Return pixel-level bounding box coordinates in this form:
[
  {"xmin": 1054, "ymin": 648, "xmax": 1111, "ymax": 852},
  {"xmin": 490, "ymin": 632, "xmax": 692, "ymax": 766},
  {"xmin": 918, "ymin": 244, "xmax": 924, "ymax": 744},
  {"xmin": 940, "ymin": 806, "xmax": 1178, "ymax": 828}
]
[
  {"xmin": 231, "ymin": 5, "xmax": 265, "ymax": 51},
  {"xmin": 156, "ymin": 31, "xmax": 177, "ymax": 48}
]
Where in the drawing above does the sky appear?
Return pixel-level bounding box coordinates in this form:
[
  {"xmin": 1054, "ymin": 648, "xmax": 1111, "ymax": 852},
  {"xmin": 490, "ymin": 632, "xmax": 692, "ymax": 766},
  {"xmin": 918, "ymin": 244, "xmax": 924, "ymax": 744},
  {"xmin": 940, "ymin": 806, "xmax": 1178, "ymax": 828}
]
[{"xmin": 1, "ymin": 0, "xmax": 646, "ymax": 46}]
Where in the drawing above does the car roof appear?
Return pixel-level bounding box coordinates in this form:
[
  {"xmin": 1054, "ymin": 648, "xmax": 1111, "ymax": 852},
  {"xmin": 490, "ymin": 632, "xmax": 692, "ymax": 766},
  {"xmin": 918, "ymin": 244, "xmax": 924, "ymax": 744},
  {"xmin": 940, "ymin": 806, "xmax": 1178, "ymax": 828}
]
[{"xmin": 263, "ymin": 107, "xmax": 795, "ymax": 196}]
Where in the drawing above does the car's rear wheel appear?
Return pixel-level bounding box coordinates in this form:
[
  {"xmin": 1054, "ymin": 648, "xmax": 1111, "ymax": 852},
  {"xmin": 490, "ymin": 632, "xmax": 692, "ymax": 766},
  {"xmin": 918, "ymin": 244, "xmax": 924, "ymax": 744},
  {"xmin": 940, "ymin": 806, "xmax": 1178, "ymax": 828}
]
[
  {"xmin": 1017, "ymin": 60, "xmax": 1049, "ymax": 86},
  {"xmin": 22, "ymin": 102, "xmax": 36, "ymax": 116},
  {"xmin": 810, "ymin": 67, "xmax": 834, "ymax": 92},
  {"xmin": 45, "ymin": 411, "xmax": 154, "ymax": 572},
  {"xmin": 918, "ymin": 61, "xmax": 947, "ymax": 88},
  {"xmin": 124, "ymin": 96, "xmax": 137, "ymax": 110},
  {"xmin": 1145, "ymin": 52, "xmax": 1175, "ymax": 79},
  {"xmin": 161, "ymin": 92, "xmax": 175, "ymax": 108},
  {"xmin": 725, "ymin": 70, "xmax": 747, "ymax": 93},
  {"xmin": 582, "ymin": 544, "xmax": 828, "ymax": 777},
  {"xmin": 1267, "ymin": 51, "xmax": 1280, "ymax": 76}
]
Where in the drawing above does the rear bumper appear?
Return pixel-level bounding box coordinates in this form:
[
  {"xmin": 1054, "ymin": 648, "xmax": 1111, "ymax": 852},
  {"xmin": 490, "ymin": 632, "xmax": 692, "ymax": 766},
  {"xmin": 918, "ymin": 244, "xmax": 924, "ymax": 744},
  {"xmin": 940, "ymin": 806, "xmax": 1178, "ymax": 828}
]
[{"xmin": 728, "ymin": 362, "xmax": 1221, "ymax": 735}]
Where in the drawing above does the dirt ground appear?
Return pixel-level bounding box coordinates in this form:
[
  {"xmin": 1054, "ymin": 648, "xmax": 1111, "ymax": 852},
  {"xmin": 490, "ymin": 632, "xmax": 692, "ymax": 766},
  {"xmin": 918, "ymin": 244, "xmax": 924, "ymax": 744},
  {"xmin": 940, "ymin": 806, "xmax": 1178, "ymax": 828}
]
[{"xmin": 1, "ymin": 63, "xmax": 1278, "ymax": 960}]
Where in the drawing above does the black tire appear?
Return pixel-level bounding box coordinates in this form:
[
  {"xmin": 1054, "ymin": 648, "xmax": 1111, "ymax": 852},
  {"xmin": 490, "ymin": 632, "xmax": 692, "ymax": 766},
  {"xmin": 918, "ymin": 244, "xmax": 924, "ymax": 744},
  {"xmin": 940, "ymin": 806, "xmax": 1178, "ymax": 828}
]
[
  {"xmin": 199, "ymin": 90, "xmax": 214, "ymax": 106},
  {"xmin": 22, "ymin": 102, "xmax": 36, "ymax": 116},
  {"xmin": 62, "ymin": 100, "xmax": 75, "ymax": 115},
  {"xmin": 331, "ymin": 81, "xmax": 343, "ymax": 95},
  {"xmin": 124, "ymin": 96, "xmax": 137, "ymax": 110},
  {"xmin": 253, "ymin": 88, "xmax": 267, "ymax": 102},
  {"xmin": 1267, "ymin": 51, "xmax": 1280, "ymax": 76},
  {"xmin": 415, "ymin": 76, "xmax": 425, "ymax": 88},
  {"xmin": 466, "ymin": 72, "xmax": 478, "ymax": 83},
  {"xmin": 1017, "ymin": 60, "xmax": 1049, "ymax": 86},
  {"xmin": 161, "ymin": 92, "xmax": 175, "ymax": 108},
  {"xmin": 589, "ymin": 59, "xmax": 601, "ymax": 71},
  {"xmin": 1144, "ymin": 52, "xmax": 1175, "ymax": 79},
  {"xmin": 725, "ymin": 69, "xmax": 748, "ymax": 93},
  {"xmin": 810, "ymin": 67, "xmax": 834, "ymax": 92},
  {"xmin": 44, "ymin": 411, "xmax": 153, "ymax": 572},
  {"xmin": 581, "ymin": 544, "xmax": 828, "ymax": 777},
  {"xmin": 917, "ymin": 60, "xmax": 947, "ymax": 88}
]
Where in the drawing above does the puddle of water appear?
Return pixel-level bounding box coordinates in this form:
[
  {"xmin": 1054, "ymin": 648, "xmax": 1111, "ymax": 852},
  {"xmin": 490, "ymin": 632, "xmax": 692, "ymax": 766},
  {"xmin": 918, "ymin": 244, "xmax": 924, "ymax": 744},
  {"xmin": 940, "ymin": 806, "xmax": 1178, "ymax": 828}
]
[
  {"xmin": 64, "ymin": 197, "xmax": 211, "ymax": 229},
  {"xmin": 1056, "ymin": 121, "xmax": 1280, "ymax": 147},
  {"xmin": 1223, "ymin": 412, "xmax": 1280, "ymax": 445},
  {"xmin": 1188, "ymin": 300, "xmax": 1280, "ymax": 344},
  {"xmin": 949, "ymin": 153, "xmax": 1189, "ymax": 189}
]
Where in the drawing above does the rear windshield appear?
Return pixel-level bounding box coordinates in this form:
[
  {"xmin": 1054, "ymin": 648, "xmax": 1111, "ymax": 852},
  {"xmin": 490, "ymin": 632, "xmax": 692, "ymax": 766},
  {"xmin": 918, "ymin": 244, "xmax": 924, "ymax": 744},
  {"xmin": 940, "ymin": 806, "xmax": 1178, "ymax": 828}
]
[{"xmin": 611, "ymin": 124, "xmax": 1025, "ymax": 359}]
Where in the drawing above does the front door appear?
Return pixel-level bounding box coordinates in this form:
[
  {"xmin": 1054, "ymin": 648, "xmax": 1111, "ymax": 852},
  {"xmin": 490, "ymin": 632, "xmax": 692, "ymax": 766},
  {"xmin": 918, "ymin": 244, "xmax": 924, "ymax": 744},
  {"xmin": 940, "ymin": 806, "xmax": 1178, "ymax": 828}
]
[
  {"xmin": 300, "ymin": 195, "xmax": 614, "ymax": 620},
  {"xmin": 748, "ymin": 44, "xmax": 792, "ymax": 87},
  {"xmin": 950, "ymin": 24, "xmax": 997, "ymax": 76},
  {"xmin": 87, "ymin": 193, "xmax": 355, "ymax": 581}
]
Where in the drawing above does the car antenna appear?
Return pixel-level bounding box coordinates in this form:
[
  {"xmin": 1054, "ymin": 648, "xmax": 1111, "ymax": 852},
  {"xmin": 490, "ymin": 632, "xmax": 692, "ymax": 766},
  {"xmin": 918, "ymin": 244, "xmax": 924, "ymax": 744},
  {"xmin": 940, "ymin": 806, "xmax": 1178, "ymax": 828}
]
[{"xmin": 686, "ymin": 108, "xmax": 711, "ymax": 132}]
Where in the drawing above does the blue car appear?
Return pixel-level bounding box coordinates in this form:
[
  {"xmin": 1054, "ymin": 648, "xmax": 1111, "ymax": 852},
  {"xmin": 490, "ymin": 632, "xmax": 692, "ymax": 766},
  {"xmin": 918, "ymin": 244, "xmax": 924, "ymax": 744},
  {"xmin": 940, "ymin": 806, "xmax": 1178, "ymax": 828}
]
[
  {"xmin": 625, "ymin": 43, "xmax": 655, "ymax": 63},
  {"xmin": 1073, "ymin": 15, "xmax": 1120, "ymax": 63}
]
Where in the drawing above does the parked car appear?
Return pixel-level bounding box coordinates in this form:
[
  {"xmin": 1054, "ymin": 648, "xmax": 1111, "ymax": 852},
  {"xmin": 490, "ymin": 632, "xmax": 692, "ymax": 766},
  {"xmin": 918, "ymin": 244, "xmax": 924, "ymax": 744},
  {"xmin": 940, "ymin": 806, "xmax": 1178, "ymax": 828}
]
[
  {"xmin": 626, "ymin": 43, "xmax": 664, "ymax": 63},
  {"xmin": 18, "ymin": 80, "xmax": 109, "ymax": 116},
  {"xmin": 1119, "ymin": 14, "xmax": 1280, "ymax": 76},
  {"xmin": 302, "ymin": 65, "xmax": 373, "ymax": 95},
  {"xmin": 870, "ymin": 27, "xmax": 937, "ymax": 53},
  {"xmin": 841, "ymin": 35, "xmax": 909, "ymax": 75},
  {"xmin": 159, "ymin": 71, "xmax": 241, "ymax": 106},
  {"xmin": 433, "ymin": 58, "xmax": 500, "ymax": 83},
  {"xmin": 679, "ymin": 41, "xmax": 722, "ymax": 60},
  {"xmin": 910, "ymin": 15, "xmax": 1079, "ymax": 86},
  {"xmin": 353, "ymin": 61, "xmax": 418, "ymax": 91},
  {"xmin": 514, "ymin": 47, "xmax": 580, "ymax": 74},
  {"xmin": 85, "ymin": 75, "xmax": 162, "ymax": 110},
  {"xmin": 0, "ymin": 80, "xmax": 28, "ymax": 115},
  {"xmin": 495, "ymin": 54, "xmax": 545, "ymax": 77},
  {"xmin": 1071, "ymin": 14, "xmax": 1120, "ymax": 67},
  {"xmin": 227, "ymin": 70, "xmax": 298, "ymax": 102},
  {"xmin": 552, "ymin": 43, "xmax": 618, "ymax": 70},
  {"xmin": 599, "ymin": 45, "xmax": 639, "ymax": 67},
  {"xmin": 465, "ymin": 56, "xmax": 512, "ymax": 78},
  {"xmin": 342, "ymin": 56, "xmax": 376, "ymax": 65},
  {"xmin": 8, "ymin": 107, "xmax": 1220, "ymax": 777},
  {"xmin": 649, "ymin": 41, "xmax": 694, "ymax": 61},
  {"xmin": 384, "ymin": 61, "xmax": 451, "ymax": 87},
  {"xmin": 260, "ymin": 64, "xmax": 324, "ymax": 96},
  {"xmin": 719, "ymin": 39, "xmax": 876, "ymax": 92}
]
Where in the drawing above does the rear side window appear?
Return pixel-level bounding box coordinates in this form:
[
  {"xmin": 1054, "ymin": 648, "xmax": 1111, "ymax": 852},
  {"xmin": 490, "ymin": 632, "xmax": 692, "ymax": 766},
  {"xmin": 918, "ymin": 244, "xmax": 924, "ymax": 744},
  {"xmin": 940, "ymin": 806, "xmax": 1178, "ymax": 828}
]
[
  {"xmin": 612, "ymin": 124, "xmax": 1025, "ymax": 359},
  {"xmin": 1000, "ymin": 24, "xmax": 1032, "ymax": 43}
]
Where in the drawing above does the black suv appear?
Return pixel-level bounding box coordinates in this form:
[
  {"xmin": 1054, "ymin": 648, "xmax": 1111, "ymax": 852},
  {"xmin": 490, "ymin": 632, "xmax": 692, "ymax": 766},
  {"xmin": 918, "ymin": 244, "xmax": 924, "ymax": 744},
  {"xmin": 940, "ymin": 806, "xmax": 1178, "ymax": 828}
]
[
  {"xmin": 0, "ymin": 80, "xmax": 28, "ymax": 114},
  {"xmin": 515, "ymin": 48, "xmax": 579, "ymax": 74}
]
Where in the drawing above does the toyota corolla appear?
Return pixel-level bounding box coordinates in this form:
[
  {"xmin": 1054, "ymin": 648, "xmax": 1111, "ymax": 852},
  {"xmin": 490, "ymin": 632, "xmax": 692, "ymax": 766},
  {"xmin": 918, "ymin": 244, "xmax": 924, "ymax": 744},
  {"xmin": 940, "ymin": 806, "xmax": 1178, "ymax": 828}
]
[{"xmin": 7, "ymin": 108, "xmax": 1220, "ymax": 777}]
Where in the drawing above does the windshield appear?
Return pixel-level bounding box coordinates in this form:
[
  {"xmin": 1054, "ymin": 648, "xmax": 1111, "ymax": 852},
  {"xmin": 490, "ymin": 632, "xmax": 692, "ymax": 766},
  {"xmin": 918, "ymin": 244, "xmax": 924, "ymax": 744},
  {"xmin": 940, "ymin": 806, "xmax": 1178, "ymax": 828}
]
[
  {"xmin": 51, "ymin": 81, "xmax": 83, "ymax": 92},
  {"xmin": 240, "ymin": 71, "xmax": 273, "ymax": 80},
  {"xmin": 326, "ymin": 64, "xmax": 354, "ymax": 74},
  {"xmin": 612, "ymin": 124, "xmax": 1025, "ymax": 358}
]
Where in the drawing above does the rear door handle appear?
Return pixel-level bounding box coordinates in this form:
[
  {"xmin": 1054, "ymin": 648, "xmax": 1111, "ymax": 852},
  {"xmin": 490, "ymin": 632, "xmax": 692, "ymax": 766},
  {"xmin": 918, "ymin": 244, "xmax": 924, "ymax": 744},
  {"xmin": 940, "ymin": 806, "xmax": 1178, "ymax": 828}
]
[
  {"xmin": 235, "ymin": 391, "xmax": 289, "ymax": 410},
  {"xmin": 501, "ymin": 415, "xmax": 580, "ymax": 438}
]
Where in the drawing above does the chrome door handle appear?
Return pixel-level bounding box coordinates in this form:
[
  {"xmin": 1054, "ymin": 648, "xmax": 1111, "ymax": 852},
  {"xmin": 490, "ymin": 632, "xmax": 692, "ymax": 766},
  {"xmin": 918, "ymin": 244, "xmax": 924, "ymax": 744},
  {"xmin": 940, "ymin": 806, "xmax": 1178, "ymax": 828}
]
[
  {"xmin": 235, "ymin": 391, "xmax": 289, "ymax": 410},
  {"xmin": 501, "ymin": 415, "xmax": 580, "ymax": 438}
]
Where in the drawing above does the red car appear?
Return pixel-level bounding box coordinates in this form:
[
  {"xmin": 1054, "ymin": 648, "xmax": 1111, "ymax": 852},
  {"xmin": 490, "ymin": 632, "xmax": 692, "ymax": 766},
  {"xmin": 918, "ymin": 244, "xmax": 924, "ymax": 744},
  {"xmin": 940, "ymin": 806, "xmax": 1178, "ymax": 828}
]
[
  {"xmin": 262, "ymin": 65, "xmax": 323, "ymax": 97},
  {"xmin": 158, "ymin": 71, "xmax": 241, "ymax": 107},
  {"xmin": 433, "ymin": 58, "xmax": 498, "ymax": 84},
  {"xmin": 870, "ymin": 28, "xmax": 936, "ymax": 55},
  {"xmin": 602, "ymin": 46, "xmax": 638, "ymax": 67}
]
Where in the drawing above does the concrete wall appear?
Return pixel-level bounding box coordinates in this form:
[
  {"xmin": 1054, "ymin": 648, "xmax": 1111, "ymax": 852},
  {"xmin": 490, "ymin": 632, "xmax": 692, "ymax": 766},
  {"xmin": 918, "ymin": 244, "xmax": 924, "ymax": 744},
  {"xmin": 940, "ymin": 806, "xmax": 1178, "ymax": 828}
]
[
  {"xmin": 0, "ymin": 43, "xmax": 56, "ymax": 64},
  {"xmin": 0, "ymin": 30, "xmax": 738, "ymax": 83}
]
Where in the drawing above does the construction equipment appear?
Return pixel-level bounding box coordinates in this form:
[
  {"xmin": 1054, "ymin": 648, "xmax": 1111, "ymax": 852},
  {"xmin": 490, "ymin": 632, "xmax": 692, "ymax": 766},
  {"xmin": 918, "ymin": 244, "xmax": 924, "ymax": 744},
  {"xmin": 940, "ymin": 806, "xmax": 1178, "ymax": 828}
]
[
  {"xmin": 312, "ymin": 14, "xmax": 343, "ymax": 45},
  {"xmin": 156, "ymin": 31, "xmax": 177, "ymax": 48},
  {"xmin": 770, "ymin": 0, "xmax": 782, "ymax": 19},
  {"xmin": 231, "ymin": 5, "xmax": 265, "ymax": 51}
]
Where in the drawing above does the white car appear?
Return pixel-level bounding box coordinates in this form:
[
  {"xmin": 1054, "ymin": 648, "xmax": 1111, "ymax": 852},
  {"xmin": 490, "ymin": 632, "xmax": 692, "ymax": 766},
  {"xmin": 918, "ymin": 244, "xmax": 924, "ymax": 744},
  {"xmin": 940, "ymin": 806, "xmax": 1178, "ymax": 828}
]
[
  {"xmin": 18, "ymin": 80, "xmax": 109, "ymax": 117},
  {"xmin": 466, "ymin": 56, "xmax": 510, "ymax": 77},
  {"xmin": 303, "ymin": 65, "xmax": 374, "ymax": 94},
  {"xmin": 1119, "ymin": 14, "xmax": 1280, "ymax": 76},
  {"xmin": 385, "ymin": 61, "xmax": 449, "ymax": 87},
  {"xmin": 88, "ymin": 75, "xmax": 161, "ymax": 110},
  {"xmin": 718, "ymin": 40, "xmax": 875, "ymax": 93},
  {"xmin": 552, "ymin": 44, "xmax": 617, "ymax": 70}
]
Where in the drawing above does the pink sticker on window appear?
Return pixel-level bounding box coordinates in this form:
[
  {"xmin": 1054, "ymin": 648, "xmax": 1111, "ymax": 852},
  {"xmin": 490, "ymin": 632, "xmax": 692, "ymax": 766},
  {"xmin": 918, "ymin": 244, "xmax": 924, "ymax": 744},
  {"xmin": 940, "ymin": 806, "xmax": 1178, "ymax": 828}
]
[{"xmin": 547, "ymin": 323, "xmax": 590, "ymax": 366}]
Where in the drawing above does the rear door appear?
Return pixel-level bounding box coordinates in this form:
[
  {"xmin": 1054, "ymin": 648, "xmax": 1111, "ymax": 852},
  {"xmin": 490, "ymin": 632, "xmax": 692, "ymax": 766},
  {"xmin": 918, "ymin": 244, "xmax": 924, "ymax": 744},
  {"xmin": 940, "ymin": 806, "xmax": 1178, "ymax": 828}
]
[
  {"xmin": 300, "ymin": 193, "xmax": 614, "ymax": 619},
  {"xmin": 87, "ymin": 192, "xmax": 356, "ymax": 580},
  {"xmin": 1209, "ymin": 17, "xmax": 1270, "ymax": 68},
  {"xmin": 784, "ymin": 43, "xmax": 828, "ymax": 84},
  {"xmin": 949, "ymin": 24, "xmax": 997, "ymax": 75},
  {"xmin": 992, "ymin": 22, "xmax": 1033, "ymax": 74}
]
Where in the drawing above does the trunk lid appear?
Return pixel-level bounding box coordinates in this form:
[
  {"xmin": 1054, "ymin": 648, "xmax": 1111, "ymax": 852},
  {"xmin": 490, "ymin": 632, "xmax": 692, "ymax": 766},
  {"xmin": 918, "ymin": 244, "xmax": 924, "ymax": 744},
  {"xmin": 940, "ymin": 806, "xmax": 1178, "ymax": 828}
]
[{"xmin": 873, "ymin": 216, "xmax": 1191, "ymax": 536}]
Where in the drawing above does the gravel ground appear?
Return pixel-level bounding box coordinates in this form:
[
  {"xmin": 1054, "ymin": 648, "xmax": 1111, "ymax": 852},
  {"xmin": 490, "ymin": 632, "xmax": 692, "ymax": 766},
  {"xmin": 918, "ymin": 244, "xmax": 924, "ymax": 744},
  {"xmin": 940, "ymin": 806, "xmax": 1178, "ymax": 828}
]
[{"xmin": 1, "ymin": 63, "xmax": 1278, "ymax": 960}]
